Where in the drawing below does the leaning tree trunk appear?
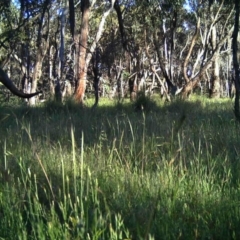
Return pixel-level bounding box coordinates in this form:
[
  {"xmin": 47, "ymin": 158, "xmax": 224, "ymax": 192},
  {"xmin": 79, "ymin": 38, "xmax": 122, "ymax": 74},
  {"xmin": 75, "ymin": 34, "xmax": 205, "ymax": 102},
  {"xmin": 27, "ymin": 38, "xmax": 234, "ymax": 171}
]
[
  {"xmin": 0, "ymin": 67, "xmax": 41, "ymax": 98},
  {"xmin": 75, "ymin": 0, "xmax": 90, "ymax": 103},
  {"xmin": 182, "ymin": 53, "xmax": 220, "ymax": 98},
  {"xmin": 182, "ymin": 1, "xmax": 233, "ymax": 98},
  {"xmin": 232, "ymin": 0, "xmax": 240, "ymax": 121},
  {"xmin": 182, "ymin": 29, "xmax": 233, "ymax": 98},
  {"xmin": 182, "ymin": 17, "xmax": 200, "ymax": 85}
]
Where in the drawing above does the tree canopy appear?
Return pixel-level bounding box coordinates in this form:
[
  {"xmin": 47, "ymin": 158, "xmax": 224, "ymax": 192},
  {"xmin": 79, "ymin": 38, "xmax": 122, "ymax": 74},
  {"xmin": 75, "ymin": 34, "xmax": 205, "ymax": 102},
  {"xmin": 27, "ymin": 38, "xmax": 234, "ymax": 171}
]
[{"xmin": 0, "ymin": 0, "xmax": 238, "ymax": 105}]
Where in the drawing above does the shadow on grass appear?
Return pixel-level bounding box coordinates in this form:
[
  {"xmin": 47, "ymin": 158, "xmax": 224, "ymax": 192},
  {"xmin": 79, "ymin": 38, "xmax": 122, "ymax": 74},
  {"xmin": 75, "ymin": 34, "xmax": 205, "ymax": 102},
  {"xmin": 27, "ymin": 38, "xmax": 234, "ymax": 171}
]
[
  {"xmin": 1, "ymin": 96, "xmax": 240, "ymax": 239},
  {"xmin": 0, "ymin": 97, "xmax": 239, "ymax": 169}
]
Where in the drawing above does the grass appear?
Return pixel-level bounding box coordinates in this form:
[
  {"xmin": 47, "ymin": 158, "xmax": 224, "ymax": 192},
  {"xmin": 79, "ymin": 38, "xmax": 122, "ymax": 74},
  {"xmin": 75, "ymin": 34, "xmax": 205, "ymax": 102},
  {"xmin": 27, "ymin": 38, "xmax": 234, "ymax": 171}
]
[{"xmin": 0, "ymin": 95, "xmax": 240, "ymax": 239}]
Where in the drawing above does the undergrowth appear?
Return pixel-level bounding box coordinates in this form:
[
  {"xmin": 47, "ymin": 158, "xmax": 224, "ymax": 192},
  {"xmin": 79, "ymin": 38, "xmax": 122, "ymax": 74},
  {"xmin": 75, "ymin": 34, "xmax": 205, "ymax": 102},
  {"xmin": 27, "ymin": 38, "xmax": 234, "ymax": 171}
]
[{"xmin": 0, "ymin": 96, "xmax": 240, "ymax": 239}]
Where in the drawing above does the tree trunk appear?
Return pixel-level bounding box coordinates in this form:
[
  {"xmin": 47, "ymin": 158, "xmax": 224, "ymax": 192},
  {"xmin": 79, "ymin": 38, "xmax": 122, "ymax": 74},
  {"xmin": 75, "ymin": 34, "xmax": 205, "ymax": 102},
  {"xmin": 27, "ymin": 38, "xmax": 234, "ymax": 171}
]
[
  {"xmin": 29, "ymin": 2, "xmax": 50, "ymax": 105},
  {"xmin": 85, "ymin": 2, "xmax": 115, "ymax": 68},
  {"xmin": 0, "ymin": 67, "xmax": 41, "ymax": 98},
  {"xmin": 183, "ymin": 17, "xmax": 200, "ymax": 84},
  {"xmin": 49, "ymin": 45, "xmax": 55, "ymax": 96},
  {"xmin": 181, "ymin": 28, "xmax": 233, "ymax": 98},
  {"xmin": 75, "ymin": 0, "xmax": 90, "ymax": 103},
  {"xmin": 29, "ymin": 58, "xmax": 42, "ymax": 105},
  {"xmin": 232, "ymin": 0, "xmax": 240, "ymax": 121},
  {"xmin": 129, "ymin": 77, "xmax": 137, "ymax": 101},
  {"xmin": 151, "ymin": 18, "xmax": 176, "ymax": 94},
  {"xmin": 210, "ymin": 55, "xmax": 220, "ymax": 98},
  {"xmin": 209, "ymin": 23, "xmax": 220, "ymax": 98},
  {"xmin": 29, "ymin": 38, "xmax": 49, "ymax": 105},
  {"xmin": 114, "ymin": 0, "xmax": 139, "ymax": 100},
  {"xmin": 92, "ymin": 47, "xmax": 101, "ymax": 108}
]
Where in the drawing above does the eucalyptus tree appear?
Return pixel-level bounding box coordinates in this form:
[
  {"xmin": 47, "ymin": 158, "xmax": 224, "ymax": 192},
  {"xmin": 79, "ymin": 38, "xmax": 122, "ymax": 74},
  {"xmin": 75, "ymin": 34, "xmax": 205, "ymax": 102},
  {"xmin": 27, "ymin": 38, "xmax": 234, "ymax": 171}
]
[
  {"xmin": 112, "ymin": 0, "xmax": 134, "ymax": 100},
  {"xmin": 74, "ymin": 0, "xmax": 90, "ymax": 103},
  {"xmin": 204, "ymin": 0, "xmax": 234, "ymax": 98},
  {"xmin": 74, "ymin": 0, "xmax": 116, "ymax": 104},
  {"xmin": 0, "ymin": 0, "xmax": 52, "ymax": 105},
  {"xmin": 115, "ymin": 0, "xmax": 234, "ymax": 100},
  {"xmin": 113, "ymin": 0, "xmax": 186, "ymax": 100},
  {"xmin": 0, "ymin": 0, "xmax": 42, "ymax": 100},
  {"xmin": 85, "ymin": 0, "xmax": 116, "ymax": 105},
  {"xmin": 148, "ymin": 0, "xmax": 185, "ymax": 97},
  {"xmin": 21, "ymin": 0, "xmax": 72, "ymax": 104},
  {"xmin": 28, "ymin": 0, "xmax": 51, "ymax": 105},
  {"xmin": 91, "ymin": 6, "xmax": 123, "ymax": 99},
  {"xmin": 181, "ymin": 0, "xmax": 234, "ymax": 98},
  {"xmin": 0, "ymin": 1, "xmax": 42, "ymax": 99},
  {"xmin": 113, "ymin": 0, "xmax": 140, "ymax": 100},
  {"xmin": 49, "ymin": 0, "xmax": 70, "ymax": 102},
  {"xmin": 17, "ymin": 0, "xmax": 49, "ymax": 101}
]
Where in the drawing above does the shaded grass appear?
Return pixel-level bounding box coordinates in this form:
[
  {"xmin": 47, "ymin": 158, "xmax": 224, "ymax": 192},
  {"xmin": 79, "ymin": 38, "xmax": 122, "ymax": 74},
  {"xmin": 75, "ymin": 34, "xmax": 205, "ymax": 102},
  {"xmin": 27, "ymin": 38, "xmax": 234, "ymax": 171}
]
[{"xmin": 0, "ymin": 96, "xmax": 240, "ymax": 239}]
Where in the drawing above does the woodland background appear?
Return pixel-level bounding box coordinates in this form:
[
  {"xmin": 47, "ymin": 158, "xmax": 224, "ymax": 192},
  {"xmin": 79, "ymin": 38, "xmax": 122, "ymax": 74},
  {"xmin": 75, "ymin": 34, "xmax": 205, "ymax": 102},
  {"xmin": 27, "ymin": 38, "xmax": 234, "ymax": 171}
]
[{"xmin": 0, "ymin": 0, "xmax": 239, "ymax": 106}]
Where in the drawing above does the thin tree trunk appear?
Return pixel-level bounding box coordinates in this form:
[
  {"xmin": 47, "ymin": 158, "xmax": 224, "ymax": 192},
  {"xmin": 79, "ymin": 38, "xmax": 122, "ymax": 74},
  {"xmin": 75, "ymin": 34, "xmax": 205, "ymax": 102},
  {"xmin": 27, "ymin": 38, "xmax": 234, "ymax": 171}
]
[
  {"xmin": 49, "ymin": 45, "xmax": 55, "ymax": 96},
  {"xmin": 114, "ymin": 0, "xmax": 138, "ymax": 100},
  {"xmin": 85, "ymin": 2, "xmax": 115, "ymax": 68},
  {"xmin": 232, "ymin": 0, "xmax": 240, "ymax": 121},
  {"xmin": 209, "ymin": 17, "xmax": 220, "ymax": 97},
  {"xmin": 92, "ymin": 47, "xmax": 101, "ymax": 108},
  {"xmin": 59, "ymin": 6, "xmax": 66, "ymax": 79}
]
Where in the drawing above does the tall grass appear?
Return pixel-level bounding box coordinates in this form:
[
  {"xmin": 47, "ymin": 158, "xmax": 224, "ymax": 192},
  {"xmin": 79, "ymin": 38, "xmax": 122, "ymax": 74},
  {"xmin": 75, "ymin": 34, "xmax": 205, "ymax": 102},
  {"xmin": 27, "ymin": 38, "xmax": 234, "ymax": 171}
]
[{"xmin": 1, "ymin": 96, "xmax": 240, "ymax": 239}]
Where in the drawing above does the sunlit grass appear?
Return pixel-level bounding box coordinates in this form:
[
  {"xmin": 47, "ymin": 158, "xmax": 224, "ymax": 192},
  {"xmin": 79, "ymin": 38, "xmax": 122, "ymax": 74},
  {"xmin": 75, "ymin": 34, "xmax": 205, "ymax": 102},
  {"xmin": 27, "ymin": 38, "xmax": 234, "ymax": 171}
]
[{"xmin": 0, "ymin": 96, "xmax": 240, "ymax": 239}]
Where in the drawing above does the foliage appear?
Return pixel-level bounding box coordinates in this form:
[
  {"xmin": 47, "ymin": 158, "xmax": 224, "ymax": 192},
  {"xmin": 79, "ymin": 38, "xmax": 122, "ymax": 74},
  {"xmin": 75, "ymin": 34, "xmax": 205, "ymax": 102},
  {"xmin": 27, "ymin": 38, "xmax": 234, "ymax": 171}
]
[{"xmin": 0, "ymin": 0, "xmax": 236, "ymax": 102}]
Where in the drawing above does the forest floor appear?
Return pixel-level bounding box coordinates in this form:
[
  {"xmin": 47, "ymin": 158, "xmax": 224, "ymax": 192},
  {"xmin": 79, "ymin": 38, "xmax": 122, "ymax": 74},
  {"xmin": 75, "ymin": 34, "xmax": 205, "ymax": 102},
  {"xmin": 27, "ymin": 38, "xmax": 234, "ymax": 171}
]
[{"xmin": 0, "ymin": 95, "xmax": 240, "ymax": 239}]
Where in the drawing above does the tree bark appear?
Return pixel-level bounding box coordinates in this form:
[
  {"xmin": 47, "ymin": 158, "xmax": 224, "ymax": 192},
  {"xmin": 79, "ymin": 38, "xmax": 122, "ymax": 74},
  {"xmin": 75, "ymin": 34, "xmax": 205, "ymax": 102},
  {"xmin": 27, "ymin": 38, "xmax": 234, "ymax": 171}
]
[
  {"xmin": 0, "ymin": 67, "xmax": 41, "ymax": 98},
  {"xmin": 114, "ymin": 0, "xmax": 128, "ymax": 51},
  {"xmin": 92, "ymin": 47, "xmax": 101, "ymax": 108},
  {"xmin": 210, "ymin": 54, "xmax": 221, "ymax": 98},
  {"xmin": 209, "ymin": 10, "xmax": 220, "ymax": 97},
  {"xmin": 151, "ymin": 14, "xmax": 176, "ymax": 94},
  {"xmin": 75, "ymin": 0, "xmax": 90, "ymax": 103},
  {"xmin": 232, "ymin": 0, "xmax": 240, "ymax": 121}
]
